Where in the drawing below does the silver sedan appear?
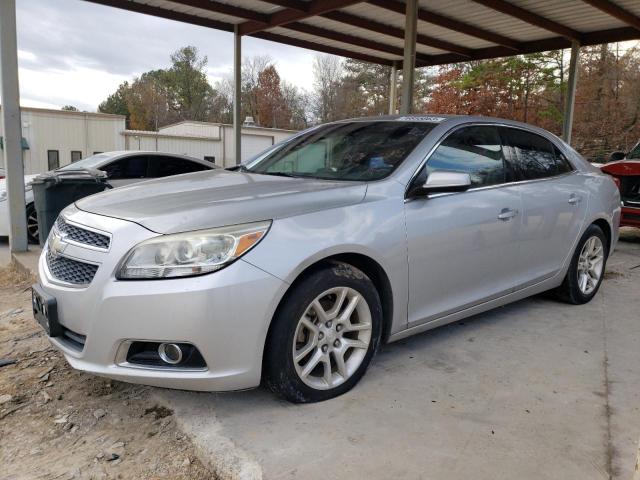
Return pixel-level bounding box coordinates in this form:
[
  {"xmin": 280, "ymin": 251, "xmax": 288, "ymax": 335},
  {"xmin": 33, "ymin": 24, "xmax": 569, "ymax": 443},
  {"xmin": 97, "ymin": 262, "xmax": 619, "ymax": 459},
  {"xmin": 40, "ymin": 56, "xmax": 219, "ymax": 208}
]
[{"xmin": 32, "ymin": 115, "xmax": 621, "ymax": 403}]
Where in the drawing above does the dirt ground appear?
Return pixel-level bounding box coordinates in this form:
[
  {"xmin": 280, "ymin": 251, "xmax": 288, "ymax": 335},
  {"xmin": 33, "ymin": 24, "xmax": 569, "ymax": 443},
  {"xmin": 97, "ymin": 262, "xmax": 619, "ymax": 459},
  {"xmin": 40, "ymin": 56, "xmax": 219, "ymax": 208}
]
[{"xmin": 0, "ymin": 266, "xmax": 216, "ymax": 480}]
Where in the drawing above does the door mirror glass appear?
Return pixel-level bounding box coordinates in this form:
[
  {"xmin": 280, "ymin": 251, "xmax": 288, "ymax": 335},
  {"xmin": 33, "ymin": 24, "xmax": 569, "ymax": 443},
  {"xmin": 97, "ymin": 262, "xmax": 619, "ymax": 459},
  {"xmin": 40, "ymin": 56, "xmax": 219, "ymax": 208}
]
[
  {"xmin": 414, "ymin": 171, "xmax": 472, "ymax": 196},
  {"xmin": 609, "ymin": 151, "xmax": 626, "ymax": 162}
]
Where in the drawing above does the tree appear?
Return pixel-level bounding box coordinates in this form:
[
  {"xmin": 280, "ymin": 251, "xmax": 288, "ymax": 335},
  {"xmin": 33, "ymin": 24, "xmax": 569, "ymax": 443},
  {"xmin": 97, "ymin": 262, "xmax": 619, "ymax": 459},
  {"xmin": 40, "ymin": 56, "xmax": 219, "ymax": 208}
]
[
  {"xmin": 312, "ymin": 55, "xmax": 343, "ymax": 122},
  {"xmin": 164, "ymin": 46, "xmax": 215, "ymax": 121},
  {"xmin": 61, "ymin": 105, "xmax": 79, "ymax": 111},
  {"xmin": 255, "ymin": 65, "xmax": 290, "ymax": 128},
  {"xmin": 99, "ymin": 81, "xmax": 132, "ymax": 127}
]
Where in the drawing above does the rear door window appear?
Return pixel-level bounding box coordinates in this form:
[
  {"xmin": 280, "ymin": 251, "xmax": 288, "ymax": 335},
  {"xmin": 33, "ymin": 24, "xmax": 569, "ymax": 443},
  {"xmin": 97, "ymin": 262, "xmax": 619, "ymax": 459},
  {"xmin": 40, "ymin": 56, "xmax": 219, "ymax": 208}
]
[
  {"xmin": 101, "ymin": 156, "xmax": 148, "ymax": 180},
  {"xmin": 501, "ymin": 128, "xmax": 569, "ymax": 180},
  {"xmin": 425, "ymin": 125, "xmax": 509, "ymax": 187},
  {"xmin": 147, "ymin": 157, "xmax": 210, "ymax": 178}
]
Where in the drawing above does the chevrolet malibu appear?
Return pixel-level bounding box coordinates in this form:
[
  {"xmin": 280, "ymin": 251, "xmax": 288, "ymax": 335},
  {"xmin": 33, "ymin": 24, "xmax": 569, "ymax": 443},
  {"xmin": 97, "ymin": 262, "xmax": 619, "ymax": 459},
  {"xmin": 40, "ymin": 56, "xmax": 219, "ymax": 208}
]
[{"xmin": 32, "ymin": 115, "xmax": 621, "ymax": 403}]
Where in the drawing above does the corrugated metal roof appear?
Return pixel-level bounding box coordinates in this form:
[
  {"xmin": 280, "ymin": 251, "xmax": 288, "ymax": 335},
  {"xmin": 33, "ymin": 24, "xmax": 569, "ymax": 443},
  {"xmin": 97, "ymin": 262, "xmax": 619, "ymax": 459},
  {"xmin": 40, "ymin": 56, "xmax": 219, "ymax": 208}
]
[{"xmin": 84, "ymin": 0, "xmax": 640, "ymax": 66}]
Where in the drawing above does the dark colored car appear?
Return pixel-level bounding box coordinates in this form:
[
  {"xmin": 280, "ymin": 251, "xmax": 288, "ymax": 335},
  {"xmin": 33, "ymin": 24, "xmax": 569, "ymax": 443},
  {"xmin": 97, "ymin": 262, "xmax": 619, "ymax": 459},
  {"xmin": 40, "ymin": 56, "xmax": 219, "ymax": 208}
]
[{"xmin": 601, "ymin": 141, "xmax": 640, "ymax": 228}]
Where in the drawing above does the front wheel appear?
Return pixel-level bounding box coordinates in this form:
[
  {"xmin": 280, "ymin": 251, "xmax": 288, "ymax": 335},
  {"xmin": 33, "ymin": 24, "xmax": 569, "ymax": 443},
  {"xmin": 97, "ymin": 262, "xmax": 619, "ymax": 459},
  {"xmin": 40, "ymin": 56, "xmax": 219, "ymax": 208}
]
[
  {"xmin": 264, "ymin": 262, "xmax": 382, "ymax": 403},
  {"xmin": 555, "ymin": 224, "xmax": 608, "ymax": 304}
]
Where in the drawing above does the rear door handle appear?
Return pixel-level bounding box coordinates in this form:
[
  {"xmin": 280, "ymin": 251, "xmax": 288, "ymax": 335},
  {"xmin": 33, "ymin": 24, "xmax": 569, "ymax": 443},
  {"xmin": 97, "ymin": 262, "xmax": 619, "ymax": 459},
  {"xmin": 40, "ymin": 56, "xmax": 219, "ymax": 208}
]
[
  {"xmin": 497, "ymin": 208, "xmax": 518, "ymax": 221},
  {"xmin": 568, "ymin": 194, "xmax": 582, "ymax": 205}
]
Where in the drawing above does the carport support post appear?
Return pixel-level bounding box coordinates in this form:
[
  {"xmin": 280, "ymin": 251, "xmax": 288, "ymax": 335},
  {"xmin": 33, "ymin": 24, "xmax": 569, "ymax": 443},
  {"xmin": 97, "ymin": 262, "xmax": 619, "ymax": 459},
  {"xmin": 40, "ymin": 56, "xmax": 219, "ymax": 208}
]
[
  {"xmin": 389, "ymin": 61, "xmax": 398, "ymax": 115},
  {"xmin": 562, "ymin": 40, "xmax": 580, "ymax": 144},
  {"xmin": 233, "ymin": 24, "xmax": 242, "ymax": 165},
  {"xmin": 400, "ymin": 0, "xmax": 418, "ymax": 115},
  {"xmin": 0, "ymin": 0, "xmax": 28, "ymax": 252}
]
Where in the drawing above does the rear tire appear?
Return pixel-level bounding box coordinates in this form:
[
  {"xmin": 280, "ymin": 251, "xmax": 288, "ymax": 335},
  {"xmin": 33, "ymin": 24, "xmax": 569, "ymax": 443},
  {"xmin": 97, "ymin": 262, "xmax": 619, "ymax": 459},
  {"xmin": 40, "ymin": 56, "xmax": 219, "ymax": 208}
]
[
  {"xmin": 26, "ymin": 204, "xmax": 39, "ymax": 244},
  {"xmin": 555, "ymin": 224, "xmax": 608, "ymax": 304},
  {"xmin": 264, "ymin": 262, "xmax": 382, "ymax": 403}
]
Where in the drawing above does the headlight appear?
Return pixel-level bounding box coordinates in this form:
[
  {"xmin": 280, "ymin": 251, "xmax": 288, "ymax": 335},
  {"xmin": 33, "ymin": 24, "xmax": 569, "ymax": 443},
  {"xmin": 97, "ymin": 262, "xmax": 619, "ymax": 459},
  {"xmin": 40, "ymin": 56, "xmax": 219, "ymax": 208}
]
[{"xmin": 117, "ymin": 221, "xmax": 271, "ymax": 279}]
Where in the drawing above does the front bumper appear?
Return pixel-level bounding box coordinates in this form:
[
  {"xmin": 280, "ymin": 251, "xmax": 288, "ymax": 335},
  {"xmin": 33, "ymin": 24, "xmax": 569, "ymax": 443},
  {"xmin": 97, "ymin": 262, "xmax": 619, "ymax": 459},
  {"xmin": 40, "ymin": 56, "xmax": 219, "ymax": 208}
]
[{"xmin": 37, "ymin": 208, "xmax": 287, "ymax": 391}]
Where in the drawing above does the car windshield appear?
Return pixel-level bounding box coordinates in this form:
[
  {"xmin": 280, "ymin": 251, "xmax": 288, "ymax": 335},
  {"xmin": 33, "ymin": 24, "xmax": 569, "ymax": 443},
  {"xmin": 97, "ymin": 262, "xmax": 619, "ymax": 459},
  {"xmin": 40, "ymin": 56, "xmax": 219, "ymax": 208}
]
[
  {"xmin": 628, "ymin": 141, "xmax": 640, "ymax": 160},
  {"xmin": 57, "ymin": 153, "xmax": 114, "ymax": 171},
  {"xmin": 245, "ymin": 121, "xmax": 436, "ymax": 181}
]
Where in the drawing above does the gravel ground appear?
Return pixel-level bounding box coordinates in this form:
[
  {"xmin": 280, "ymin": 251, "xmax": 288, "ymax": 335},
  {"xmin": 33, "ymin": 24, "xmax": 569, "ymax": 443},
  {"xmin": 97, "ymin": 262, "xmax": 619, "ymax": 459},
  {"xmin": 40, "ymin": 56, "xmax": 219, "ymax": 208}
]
[{"xmin": 0, "ymin": 266, "xmax": 216, "ymax": 480}]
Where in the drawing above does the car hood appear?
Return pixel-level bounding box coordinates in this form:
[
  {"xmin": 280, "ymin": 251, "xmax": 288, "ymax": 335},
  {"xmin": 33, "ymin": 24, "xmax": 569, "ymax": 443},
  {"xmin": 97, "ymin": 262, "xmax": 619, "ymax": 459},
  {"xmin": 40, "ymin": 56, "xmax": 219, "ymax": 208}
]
[{"xmin": 76, "ymin": 170, "xmax": 368, "ymax": 234}]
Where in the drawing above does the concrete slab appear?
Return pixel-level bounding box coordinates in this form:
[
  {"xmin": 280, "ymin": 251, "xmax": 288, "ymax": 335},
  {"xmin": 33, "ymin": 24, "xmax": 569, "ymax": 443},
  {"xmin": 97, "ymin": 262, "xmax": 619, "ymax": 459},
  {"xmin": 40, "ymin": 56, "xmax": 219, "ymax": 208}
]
[
  {"xmin": 14, "ymin": 229, "xmax": 640, "ymax": 480},
  {"xmin": 158, "ymin": 231, "xmax": 640, "ymax": 480}
]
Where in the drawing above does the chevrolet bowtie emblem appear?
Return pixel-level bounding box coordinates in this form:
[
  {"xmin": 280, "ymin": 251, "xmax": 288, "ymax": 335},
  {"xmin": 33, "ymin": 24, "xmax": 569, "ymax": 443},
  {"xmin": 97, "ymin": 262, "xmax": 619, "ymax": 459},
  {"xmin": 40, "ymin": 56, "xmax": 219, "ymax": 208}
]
[{"xmin": 49, "ymin": 231, "xmax": 67, "ymax": 256}]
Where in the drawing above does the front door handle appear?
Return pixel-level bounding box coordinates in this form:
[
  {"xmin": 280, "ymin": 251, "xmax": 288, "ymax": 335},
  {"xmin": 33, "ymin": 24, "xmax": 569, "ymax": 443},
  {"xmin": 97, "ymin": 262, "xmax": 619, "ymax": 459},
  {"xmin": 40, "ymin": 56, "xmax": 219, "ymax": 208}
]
[
  {"xmin": 568, "ymin": 194, "xmax": 582, "ymax": 205},
  {"xmin": 497, "ymin": 208, "xmax": 518, "ymax": 221}
]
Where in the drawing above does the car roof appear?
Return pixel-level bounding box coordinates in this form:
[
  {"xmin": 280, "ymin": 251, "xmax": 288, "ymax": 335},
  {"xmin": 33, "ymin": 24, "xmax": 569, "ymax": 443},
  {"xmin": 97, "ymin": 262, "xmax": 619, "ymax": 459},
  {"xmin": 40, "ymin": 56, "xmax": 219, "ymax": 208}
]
[{"xmin": 91, "ymin": 151, "xmax": 213, "ymax": 166}]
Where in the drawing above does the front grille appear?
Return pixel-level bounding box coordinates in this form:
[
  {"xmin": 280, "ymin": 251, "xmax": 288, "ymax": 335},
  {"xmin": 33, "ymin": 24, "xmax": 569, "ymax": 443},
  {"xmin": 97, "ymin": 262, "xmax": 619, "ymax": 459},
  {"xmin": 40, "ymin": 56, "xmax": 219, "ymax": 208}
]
[
  {"xmin": 60, "ymin": 327, "xmax": 86, "ymax": 351},
  {"xmin": 56, "ymin": 217, "xmax": 110, "ymax": 250},
  {"xmin": 46, "ymin": 251, "xmax": 98, "ymax": 286}
]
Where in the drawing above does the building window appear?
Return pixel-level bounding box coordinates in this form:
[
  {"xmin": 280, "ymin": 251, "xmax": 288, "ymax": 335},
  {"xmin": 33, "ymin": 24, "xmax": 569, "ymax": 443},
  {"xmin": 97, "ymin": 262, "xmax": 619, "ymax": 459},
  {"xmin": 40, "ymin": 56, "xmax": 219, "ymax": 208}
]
[
  {"xmin": 47, "ymin": 150, "xmax": 60, "ymax": 170},
  {"xmin": 71, "ymin": 151, "xmax": 82, "ymax": 162},
  {"xmin": 204, "ymin": 156, "xmax": 216, "ymax": 163}
]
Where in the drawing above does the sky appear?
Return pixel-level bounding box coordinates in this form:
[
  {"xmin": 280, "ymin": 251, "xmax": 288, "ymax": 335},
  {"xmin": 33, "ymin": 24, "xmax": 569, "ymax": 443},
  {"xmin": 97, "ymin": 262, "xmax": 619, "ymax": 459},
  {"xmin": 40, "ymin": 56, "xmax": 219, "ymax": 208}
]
[{"xmin": 12, "ymin": 0, "xmax": 317, "ymax": 111}]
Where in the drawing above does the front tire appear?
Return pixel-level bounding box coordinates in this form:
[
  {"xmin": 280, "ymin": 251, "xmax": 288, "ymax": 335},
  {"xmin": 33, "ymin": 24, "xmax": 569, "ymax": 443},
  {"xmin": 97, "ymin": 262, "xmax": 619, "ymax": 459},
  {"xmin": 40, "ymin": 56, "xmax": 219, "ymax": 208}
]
[
  {"xmin": 555, "ymin": 224, "xmax": 608, "ymax": 304},
  {"xmin": 265, "ymin": 262, "xmax": 382, "ymax": 403}
]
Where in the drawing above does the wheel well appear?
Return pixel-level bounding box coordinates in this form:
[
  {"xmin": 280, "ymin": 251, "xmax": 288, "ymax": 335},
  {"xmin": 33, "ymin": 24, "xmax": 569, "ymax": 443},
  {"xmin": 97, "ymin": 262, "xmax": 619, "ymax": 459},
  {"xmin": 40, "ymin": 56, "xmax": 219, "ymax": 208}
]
[
  {"xmin": 266, "ymin": 253, "xmax": 394, "ymax": 349},
  {"xmin": 592, "ymin": 218, "xmax": 612, "ymax": 254}
]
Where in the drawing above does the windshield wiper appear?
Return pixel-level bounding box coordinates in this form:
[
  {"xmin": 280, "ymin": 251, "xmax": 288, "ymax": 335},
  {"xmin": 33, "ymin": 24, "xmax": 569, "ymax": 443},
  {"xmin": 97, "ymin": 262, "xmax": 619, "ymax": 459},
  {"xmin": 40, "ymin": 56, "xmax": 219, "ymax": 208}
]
[{"xmin": 258, "ymin": 171, "xmax": 305, "ymax": 178}]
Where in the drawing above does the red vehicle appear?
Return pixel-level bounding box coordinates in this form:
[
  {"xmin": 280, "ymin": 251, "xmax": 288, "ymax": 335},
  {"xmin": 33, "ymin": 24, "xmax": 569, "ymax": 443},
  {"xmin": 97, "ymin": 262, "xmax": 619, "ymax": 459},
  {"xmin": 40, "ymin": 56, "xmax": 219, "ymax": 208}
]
[{"xmin": 601, "ymin": 141, "xmax": 640, "ymax": 228}]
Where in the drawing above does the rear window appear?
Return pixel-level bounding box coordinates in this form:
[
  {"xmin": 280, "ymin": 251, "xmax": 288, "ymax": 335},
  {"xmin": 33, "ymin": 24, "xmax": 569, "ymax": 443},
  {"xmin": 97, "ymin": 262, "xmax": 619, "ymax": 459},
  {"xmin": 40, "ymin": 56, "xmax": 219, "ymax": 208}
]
[{"xmin": 501, "ymin": 128, "xmax": 572, "ymax": 180}]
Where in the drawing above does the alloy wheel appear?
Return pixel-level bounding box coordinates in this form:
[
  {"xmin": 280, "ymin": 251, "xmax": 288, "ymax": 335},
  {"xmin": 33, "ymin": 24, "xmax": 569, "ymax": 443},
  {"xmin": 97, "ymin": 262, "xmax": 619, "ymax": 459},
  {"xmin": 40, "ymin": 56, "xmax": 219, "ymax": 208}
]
[
  {"xmin": 577, "ymin": 236, "xmax": 604, "ymax": 295},
  {"xmin": 26, "ymin": 208, "xmax": 39, "ymax": 242},
  {"xmin": 292, "ymin": 287, "xmax": 372, "ymax": 390}
]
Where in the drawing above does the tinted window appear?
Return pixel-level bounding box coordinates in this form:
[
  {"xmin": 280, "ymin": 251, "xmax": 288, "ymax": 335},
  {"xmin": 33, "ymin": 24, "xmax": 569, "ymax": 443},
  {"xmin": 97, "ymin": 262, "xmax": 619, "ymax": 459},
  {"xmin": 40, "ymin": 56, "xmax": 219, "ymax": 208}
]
[
  {"xmin": 102, "ymin": 156, "xmax": 148, "ymax": 179},
  {"xmin": 629, "ymin": 142, "xmax": 640, "ymax": 160},
  {"xmin": 552, "ymin": 145, "xmax": 573, "ymax": 173},
  {"xmin": 47, "ymin": 150, "xmax": 59, "ymax": 170},
  {"xmin": 426, "ymin": 126, "xmax": 507, "ymax": 187},
  {"xmin": 247, "ymin": 121, "xmax": 436, "ymax": 181},
  {"xmin": 502, "ymin": 128, "xmax": 565, "ymax": 180},
  {"xmin": 148, "ymin": 157, "xmax": 210, "ymax": 177}
]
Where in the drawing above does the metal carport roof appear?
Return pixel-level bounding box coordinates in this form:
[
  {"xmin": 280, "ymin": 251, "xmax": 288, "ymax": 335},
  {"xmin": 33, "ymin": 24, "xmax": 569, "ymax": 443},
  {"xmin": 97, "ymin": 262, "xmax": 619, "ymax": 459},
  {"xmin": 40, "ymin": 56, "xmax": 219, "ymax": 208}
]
[{"xmin": 82, "ymin": 0, "xmax": 640, "ymax": 67}]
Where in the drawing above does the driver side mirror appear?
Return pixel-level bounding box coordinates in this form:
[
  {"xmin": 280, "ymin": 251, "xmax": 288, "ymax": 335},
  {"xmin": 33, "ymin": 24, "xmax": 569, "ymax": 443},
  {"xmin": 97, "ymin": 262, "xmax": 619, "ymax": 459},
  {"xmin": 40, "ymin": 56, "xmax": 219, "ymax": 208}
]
[
  {"xmin": 609, "ymin": 151, "xmax": 626, "ymax": 162},
  {"xmin": 410, "ymin": 171, "xmax": 472, "ymax": 197}
]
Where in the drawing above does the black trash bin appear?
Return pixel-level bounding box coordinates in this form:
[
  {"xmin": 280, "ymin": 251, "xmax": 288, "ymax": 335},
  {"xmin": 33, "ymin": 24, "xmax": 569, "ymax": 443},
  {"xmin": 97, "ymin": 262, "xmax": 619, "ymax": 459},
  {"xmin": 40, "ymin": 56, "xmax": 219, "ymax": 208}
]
[{"xmin": 31, "ymin": 169, "xmax": 111, "ymax": 246}]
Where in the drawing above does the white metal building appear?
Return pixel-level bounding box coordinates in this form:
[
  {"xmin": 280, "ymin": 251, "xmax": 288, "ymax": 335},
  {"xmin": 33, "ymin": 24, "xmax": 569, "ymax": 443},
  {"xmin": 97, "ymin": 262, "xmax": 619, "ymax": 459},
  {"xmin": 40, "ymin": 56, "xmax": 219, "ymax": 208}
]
[
  {"xmin": 0, "ymin": 108, "xmax": 297, "ymax": 174},
  {"xmin": 124, "ymin": 121, "xmax": 296, "ymax": 167},
  {"xmin": 0, "ymin": 106, "xmax": 126, "ymax": 174}
]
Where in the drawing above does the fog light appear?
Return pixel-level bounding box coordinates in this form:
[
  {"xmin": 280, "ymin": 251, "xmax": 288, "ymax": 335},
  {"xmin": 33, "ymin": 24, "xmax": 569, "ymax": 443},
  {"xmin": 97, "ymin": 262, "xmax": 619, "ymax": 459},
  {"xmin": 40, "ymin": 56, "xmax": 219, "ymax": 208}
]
[{"xmin": 158, "ymin": 343, "xmax": 183, "ymax": 365}]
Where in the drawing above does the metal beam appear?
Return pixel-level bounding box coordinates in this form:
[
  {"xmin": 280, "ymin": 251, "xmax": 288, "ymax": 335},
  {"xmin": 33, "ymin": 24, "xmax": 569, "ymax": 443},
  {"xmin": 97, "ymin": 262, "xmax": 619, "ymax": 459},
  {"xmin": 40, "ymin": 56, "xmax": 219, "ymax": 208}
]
[
  {"xmin": 84, "ymin": 0, "xmax": 234, "ymax": 31},
  {"xmin": 174, "ymin": 0, "xmax": 269, "ymax": 23},
  {"xmin": 389, "ymin": 61, "xmax": 398, "ymax": 115},
  {"xmin": 233, "ymin": 25, "xmax": 242, "ymax": 164},
  {"xmin": 239, "ymin": 0, "xmax": 365, "ymax": 35},
  {"xmin": 259, "ymin": 0, "xmax": 308, "ymax": 11},
  {"xmin": 322, "ymin": 10, "xmax": 472, "ymax": 58},
  {"xmin": 470, "ymin": 0, "xmax": 582, "ymax": 42},
  {"xmin": 562, "ymin": 41, "xmax": 580, "ymax": 144},
  {"xmin": 581, "ymin": 0, "xmax": 640, "ymax": 32},
  {"xmin": 0, "ymin": 0, "xmax": 28, "ymax": 252},
  {"xmin": 253, "ymin": 31, "xmax": 394, "ymax": 65},
  {"xmin": 400, "ymin": 0, "xmax": 418, "ymax": 115},
  {"xmin": 283, "ymin": 22, "xmax": 431, "ymax": 63},
  {"xmin": 367, "ymin": 0, "xmax": 522, "ymax": 51}
]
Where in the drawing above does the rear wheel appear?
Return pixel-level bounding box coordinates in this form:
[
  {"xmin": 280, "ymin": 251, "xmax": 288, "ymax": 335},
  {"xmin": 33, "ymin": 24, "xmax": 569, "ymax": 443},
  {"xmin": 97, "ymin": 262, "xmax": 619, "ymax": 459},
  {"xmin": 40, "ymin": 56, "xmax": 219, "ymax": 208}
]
[
  {"xmin": 26, "ymin": 204, "xmax": 39, "ymax": 244},
  {"xmin": 555, "ymin": 224, "xmax": 608, "ymax": 304},
  {"xmin": 265, "ymin": 262, "xmax": 382, "ymax": 403}
]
